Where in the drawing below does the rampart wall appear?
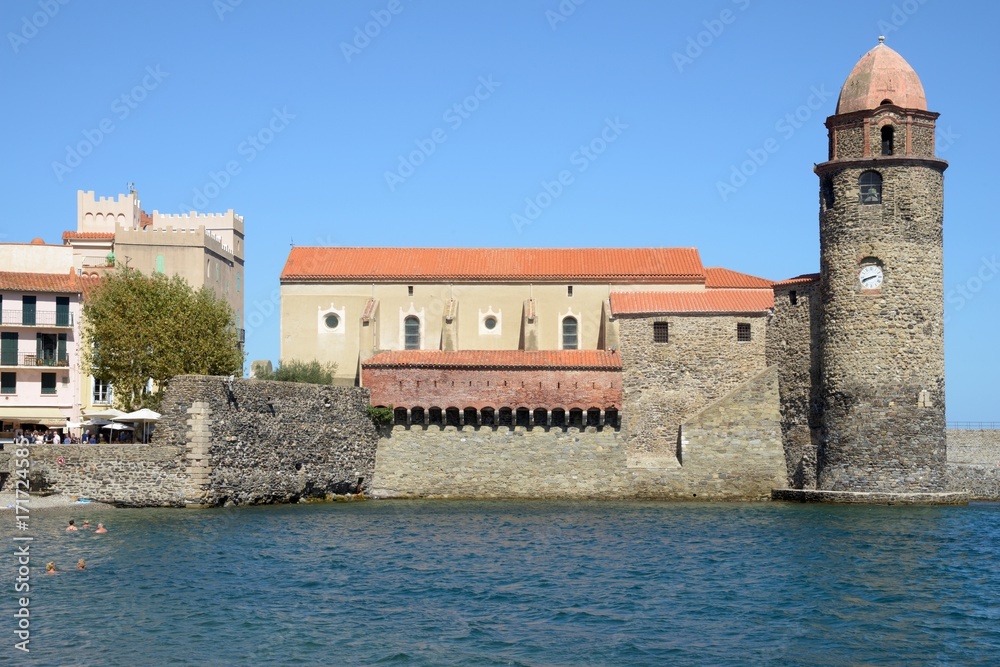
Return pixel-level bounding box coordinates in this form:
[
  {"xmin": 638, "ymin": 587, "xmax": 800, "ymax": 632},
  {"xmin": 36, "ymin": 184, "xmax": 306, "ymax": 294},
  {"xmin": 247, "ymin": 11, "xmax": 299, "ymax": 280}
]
[
  {"xmin": 371, "ymin": 367, "xmax": 787, "ymax": 500},
  {"xmin": 946, "ymin": 428, "xmax": 1000, "ymax": 501}
]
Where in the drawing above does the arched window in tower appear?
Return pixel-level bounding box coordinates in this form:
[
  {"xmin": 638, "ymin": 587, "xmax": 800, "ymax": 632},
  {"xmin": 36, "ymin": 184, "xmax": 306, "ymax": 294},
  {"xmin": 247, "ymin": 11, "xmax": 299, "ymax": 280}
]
[
  {"xmin": 822, "ymin": 177, "xmax": 835, "ymax": 210},
  {"xmin": 562, "ymin": 316, "xmax": 578, "ymax": 350},
  {"xmin": 404, "ymin": 316, "xmax": 420, "ymax": 350},
  {"xmin": 881, "ymin": 125, "xmax": 894, "ymax": 156},
  {"xmin": 859, "ymin": 171, "xmax": 882, "ymax": 205}
]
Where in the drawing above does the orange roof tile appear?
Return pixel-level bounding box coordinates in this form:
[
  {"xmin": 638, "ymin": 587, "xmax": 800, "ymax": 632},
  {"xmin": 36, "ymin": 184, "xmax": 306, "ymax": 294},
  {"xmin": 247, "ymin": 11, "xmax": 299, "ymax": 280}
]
[
  {"xmin": 0, "ymin": 270, "xmax": 101, "ymax": 297},
  {"xmin": 363, "ymin": 349, "xmax": 622, "ymax": 370},
  {"xmin": 704, "ymin": 267, "xmax": 774, "ymax": 289},
  {"xmin": 610, "ymin": 290, "xmax": 774, "ymax": 316},
  {"xmin": 62, "ymin": 231, "xmax": 115, "ymax": 241},
  {"xmin": 774, "ymin": 273, "xmax": 820, "ymax": 287},
  {"xmin": 281, "ymin": 247, "xmax": 705, "ymax": 284}
]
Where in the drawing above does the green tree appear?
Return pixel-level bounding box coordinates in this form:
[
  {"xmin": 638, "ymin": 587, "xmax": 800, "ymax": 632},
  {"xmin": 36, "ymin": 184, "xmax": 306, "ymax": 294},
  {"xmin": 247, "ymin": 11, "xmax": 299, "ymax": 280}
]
[
  {"xmin": 257, "ymin": 359, "xmax": 338, "ymax": 385},
  {"xmin": 82, "ymin": 267, "xmax": 244, "ymax": 411}
]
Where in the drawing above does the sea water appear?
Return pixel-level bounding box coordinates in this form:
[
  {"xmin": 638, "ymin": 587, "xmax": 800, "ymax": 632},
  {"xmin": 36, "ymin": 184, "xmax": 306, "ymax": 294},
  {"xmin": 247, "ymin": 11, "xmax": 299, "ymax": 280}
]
[{"xmin": 3, "ymin": 500, "xmax": 999, "ymax": 666}]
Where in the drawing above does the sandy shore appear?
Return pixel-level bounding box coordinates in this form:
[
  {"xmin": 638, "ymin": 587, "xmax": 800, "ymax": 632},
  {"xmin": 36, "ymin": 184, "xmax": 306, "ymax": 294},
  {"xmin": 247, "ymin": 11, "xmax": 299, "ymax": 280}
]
[{"xmin": 0, "ymin": 493, "xmax": 115, "ymax": 511}]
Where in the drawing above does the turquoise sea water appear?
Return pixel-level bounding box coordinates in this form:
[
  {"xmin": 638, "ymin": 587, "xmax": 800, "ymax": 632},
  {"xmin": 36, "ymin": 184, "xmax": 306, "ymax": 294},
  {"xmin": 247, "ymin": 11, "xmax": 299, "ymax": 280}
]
[{"xmin": 3, "ymin": 500, "xmax": 1000, "ymax": 666}]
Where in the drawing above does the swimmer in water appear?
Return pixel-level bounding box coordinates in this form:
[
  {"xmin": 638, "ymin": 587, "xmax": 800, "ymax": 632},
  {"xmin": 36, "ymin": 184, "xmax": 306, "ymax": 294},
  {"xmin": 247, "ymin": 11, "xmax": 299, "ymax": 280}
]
[
  {"xmin": 46, "ymin": 562, "xmax": 57, "ymax": 574},
  {"xmin": 66, "ymin": 520, "xmax": 78, "ymax": 532},
  {"xmin": 77, "ymin": 559, "xmax": 86, "ymax": 570},
  {"xmin": 95, "ymin": 523, "xmax": 107, "ymax": 534}
]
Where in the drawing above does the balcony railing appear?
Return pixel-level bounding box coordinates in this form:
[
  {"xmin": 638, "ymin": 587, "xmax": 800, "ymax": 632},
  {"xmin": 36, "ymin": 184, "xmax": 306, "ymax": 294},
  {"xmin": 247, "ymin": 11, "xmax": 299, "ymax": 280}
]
[
  {"xmin": 0, "ymin": 311, "xmax": 74, "ymax": 327},
  {"xmin": 0, "ymin": 353, "xmax": 70, "ymax": 368}
]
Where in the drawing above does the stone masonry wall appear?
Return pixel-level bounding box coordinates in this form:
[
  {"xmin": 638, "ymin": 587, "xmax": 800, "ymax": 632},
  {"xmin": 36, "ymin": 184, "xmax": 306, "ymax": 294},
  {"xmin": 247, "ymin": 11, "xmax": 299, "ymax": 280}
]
[
  {"xmin": 157, "ymin": 376, "xmax": 380, "ymax": 506},
  {"xmin": 946, "ymin": 429, "xmax": 1000, "ymax": 465},
  {"xmin": 372, "ymin": 366, "xmax": 786, "ymax": 501},
  {"xmin": 16, "ymin": 444, "xmax": 187, "ymax": 506},
  {"xmin": 672, "ymin": 366, "xmax": 787, "ymax": 499},
  {"xmin": 817, "ymin": 162, "xmax": 948, "ymax": 492},
  {"xmin": 618, "ymin": 314, "xmax": 768, "ymax": 456},
  {"xmin": 766, "ymin": 281, "xmax": 821, "ymax": 488}
]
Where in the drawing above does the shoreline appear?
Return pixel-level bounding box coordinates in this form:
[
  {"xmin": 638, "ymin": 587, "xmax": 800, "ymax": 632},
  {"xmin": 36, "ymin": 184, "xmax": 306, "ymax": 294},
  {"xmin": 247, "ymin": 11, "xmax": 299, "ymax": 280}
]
[{"xmin": 0, "ymin": 493, "xmax": 115, "ymax": 512}]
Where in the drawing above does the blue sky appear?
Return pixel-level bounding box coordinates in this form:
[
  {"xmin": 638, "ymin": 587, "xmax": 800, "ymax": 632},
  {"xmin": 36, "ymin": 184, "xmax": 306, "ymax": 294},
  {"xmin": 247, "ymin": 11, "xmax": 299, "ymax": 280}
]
[{"xmin": 1, "ymin": 0, "xmax": 997, "ymax": 421}]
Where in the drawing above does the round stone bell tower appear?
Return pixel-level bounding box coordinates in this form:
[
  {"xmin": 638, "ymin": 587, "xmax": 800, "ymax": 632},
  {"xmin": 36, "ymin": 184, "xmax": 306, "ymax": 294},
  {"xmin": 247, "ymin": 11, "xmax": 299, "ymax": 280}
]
[{"xmin": 815, "ymin": 37, "xmax": 948, "ymax": 492}]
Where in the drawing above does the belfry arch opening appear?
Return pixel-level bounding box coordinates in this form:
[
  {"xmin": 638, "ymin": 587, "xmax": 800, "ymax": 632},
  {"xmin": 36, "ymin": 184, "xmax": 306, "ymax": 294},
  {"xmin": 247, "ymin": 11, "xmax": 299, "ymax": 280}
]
[{"xmin": 881, "ymin": 125, "xmax": 894, "ymax": 156}]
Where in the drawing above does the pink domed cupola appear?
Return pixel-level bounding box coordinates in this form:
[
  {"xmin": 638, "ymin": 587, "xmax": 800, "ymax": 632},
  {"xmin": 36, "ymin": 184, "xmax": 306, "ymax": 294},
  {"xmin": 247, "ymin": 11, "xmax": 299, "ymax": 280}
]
[{"xmin": 836, "ymin": 36, "xmax": 927, "ymax": 114}]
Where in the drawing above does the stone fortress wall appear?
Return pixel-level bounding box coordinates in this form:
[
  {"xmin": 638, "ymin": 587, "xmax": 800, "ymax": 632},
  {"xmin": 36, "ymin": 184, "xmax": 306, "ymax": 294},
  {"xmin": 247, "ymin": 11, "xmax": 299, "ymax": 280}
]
[
  {"xmin": 370, "ymin": 366, "xmax": 787, "ymax": 501},
  {"xmin": 2, "ymin": 378, "xmax": 998, "ymax": 504},
  {"xmin": 1, "ymin": 376, "xmax": 380, "ymax": 507},
  {"xmin": 946, "ymin": 428, "xmax": 1000, "ymax": 500}
]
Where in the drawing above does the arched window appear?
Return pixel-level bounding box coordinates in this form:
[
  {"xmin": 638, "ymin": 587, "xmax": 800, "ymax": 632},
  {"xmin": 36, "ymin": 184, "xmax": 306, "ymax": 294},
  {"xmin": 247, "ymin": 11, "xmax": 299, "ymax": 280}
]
[
  {"xmin": 859, "ymin": 171, "xmax": 882, "ymax": 205},
  {"xmin": 404, "ymin": 316, "xmax": 420, "ymax": 350},
  {"xmin": 562, "ymin": 316, "xmax": 578, "ymax": 350},
  {"xmin": 881, "ymin": 125, "xmax": 894, "ymax": 156}
]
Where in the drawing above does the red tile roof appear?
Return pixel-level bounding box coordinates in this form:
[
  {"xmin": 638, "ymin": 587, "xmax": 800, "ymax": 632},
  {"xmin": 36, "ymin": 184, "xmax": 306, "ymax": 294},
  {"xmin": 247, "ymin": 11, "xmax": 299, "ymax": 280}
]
[
  {"xmin": 774, "ymin": 273, "xmax": 820, "ymax": 287},
  {"xmin": 281, "ymin": 247, "xmax": 705, "ymax": 284},
  {"xmin": 610, "ymin": 289, "xmax": 774, "ymax": 315},
  {"xmin": 705, "ymin": 267, "xmax": 774, "ymax": 289},
  {"xmin": 62, "ymin": 231, "xmax": 115, "ymax": 241},
  {"xmin": 0, "ymin": 270, "xmax": 102, "ymax": 297},
  {"xmin": 363, "ymin": 349, "xmax": 622, "ymax": 370}
]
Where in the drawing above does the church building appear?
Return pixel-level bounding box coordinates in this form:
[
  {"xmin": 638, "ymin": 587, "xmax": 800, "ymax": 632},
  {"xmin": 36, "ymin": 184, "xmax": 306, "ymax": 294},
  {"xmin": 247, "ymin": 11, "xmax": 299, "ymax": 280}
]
[{"xmin": 279, "ymin": 39, "xmax": 955, "ymax": 501}]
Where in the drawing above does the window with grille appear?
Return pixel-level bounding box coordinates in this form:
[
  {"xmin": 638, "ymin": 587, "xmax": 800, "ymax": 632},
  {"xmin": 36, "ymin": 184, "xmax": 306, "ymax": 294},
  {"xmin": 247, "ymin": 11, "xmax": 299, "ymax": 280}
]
[
  {"xmin": 404, "ymin": 316, "xmax": 420, "ymax": 350},
  {"xmin": 737, "ymin": 323, "xmax": 751, "ymax": 342},
  {"xmin": 562, "ymin": 317, "xmax": 578, "ymax": 350},
  {"xmin": 653, "ymin": 322, "xmax": 669, "ymax": 343},
  {"xmin": 859, "ymin": 171, "xmax": 882, "ymax": 205}
]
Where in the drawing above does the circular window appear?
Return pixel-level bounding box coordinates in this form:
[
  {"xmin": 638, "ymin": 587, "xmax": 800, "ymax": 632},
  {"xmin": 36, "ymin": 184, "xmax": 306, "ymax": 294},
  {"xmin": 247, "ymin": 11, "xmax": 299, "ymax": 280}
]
[
  {"xmin": 484, "ymin": 316, "xmax": 497, "ymax": 330},
  {"xmin": 324, "ymin": 313, "xmax": 340, "ymax": 330}
]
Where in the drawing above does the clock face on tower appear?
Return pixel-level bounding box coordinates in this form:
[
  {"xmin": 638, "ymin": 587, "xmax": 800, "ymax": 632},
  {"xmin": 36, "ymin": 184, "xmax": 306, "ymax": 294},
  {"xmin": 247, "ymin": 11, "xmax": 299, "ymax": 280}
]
[{"xmin": 858, "ymin": 264, "xmax": 884, "ymax": 289}]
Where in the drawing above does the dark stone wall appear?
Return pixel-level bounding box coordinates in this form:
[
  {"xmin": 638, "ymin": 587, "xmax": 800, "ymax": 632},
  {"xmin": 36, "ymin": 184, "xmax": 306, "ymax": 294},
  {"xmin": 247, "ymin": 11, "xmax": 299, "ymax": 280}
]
[
  {"xmin": 816, "ymin": 158, "xmax": 948, "ymax": 492},
  {"xmin": 766, "ymin": 281, "xmax": 821, "ymax": 488},
  {"xmin": 157, "ymin": 376, "xmax": 380, "ymax": 506}
]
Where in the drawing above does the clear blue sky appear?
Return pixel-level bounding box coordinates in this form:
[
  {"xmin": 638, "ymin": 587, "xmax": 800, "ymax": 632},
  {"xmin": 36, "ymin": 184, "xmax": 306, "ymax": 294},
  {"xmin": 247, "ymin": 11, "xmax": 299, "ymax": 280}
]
[{"xmin": 1, "ymin": 1, "xmax": 997, "ymax": 421}]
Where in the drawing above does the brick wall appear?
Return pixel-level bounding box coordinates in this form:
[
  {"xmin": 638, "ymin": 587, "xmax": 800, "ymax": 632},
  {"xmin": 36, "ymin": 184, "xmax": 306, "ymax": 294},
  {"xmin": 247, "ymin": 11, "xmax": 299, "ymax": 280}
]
[{"xmin": 363, "ymin": 366, "xmax": 622, "ymax": 412}]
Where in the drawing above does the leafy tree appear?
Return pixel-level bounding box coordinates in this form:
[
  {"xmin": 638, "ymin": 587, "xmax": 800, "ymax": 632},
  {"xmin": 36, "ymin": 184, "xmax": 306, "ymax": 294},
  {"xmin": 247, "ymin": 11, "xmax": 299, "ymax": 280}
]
[
  {"xmin": 82, "ymin": 267, "xmax": 244, "ymax": 410},
  {"xmin": 257, "ymin": 359, "xmax": 338, "ymax": 385}
]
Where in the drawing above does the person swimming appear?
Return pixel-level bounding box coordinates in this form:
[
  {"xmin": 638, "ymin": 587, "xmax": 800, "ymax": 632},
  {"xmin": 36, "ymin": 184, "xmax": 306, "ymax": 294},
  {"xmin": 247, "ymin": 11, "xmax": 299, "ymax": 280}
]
[
  {"xmin": 95, "ymin": 523, "xmax": 107, "ymax": 534},
  {"xmin": 46, "ymin": 562, "xmax": 57, "ymax": 574},
  {"xmin": 82, "ymin": 521, "xmax": 91, "ymax": 528},
  {"xmin": 66, "ymin": 520, "xmax": 78, "ymax": 532},
  {"xmin": 77, "ymin": 559, "xmax": 86, "ymax": 570}
]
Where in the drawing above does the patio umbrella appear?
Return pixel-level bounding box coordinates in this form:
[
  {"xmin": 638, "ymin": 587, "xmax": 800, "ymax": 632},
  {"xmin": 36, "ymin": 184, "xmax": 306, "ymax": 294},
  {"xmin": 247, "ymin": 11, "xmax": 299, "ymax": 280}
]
[
  {"xmin": 85, "ymin": 408, "xmax": 126, "ymax": 419},
  {"xmin": 114, "ymin": 408, "xmax": 161, "ymax": 443}
]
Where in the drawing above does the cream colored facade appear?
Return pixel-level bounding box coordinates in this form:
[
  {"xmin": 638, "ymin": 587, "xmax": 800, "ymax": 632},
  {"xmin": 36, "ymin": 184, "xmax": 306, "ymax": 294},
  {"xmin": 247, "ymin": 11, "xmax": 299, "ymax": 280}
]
[
  {"xmin": 70, "ymin": 190, "xmax": 246, "ymax": 329},
  {"xmin": 282, "ymin": 278, "xmax": 705, "ymax": 386}
]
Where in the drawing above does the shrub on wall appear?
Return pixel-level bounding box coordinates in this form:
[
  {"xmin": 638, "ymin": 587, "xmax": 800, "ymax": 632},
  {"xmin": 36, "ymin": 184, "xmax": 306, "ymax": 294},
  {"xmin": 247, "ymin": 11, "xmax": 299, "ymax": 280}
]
[
  {"xmin": 256, "ymin": 359, "xmax": 338, "ymax": 385},
  {"xmin": 366, "ymin": 405, "xmax": 394, "ymax": 426}
]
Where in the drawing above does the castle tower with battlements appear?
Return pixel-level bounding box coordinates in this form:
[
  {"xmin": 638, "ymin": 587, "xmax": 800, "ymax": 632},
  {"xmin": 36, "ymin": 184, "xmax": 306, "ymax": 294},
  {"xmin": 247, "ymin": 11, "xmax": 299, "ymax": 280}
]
[{"xmin": 66, "ymin": 189, "xmax": 245, "ymax": 335}]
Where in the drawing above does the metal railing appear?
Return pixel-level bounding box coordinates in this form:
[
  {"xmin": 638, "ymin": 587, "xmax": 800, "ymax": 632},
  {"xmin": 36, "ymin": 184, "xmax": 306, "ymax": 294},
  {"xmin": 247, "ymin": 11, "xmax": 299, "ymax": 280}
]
[
  {"xmin": 947, "ymin": 422, "xmax": 1000, "ymax": 430},
  {"xmin": 0, "ymin": 353, "xmax": 70, "ymax": 368},
  {"xmin": 0, "ymin": 310, "xmax": 74, "ymax": 327}
]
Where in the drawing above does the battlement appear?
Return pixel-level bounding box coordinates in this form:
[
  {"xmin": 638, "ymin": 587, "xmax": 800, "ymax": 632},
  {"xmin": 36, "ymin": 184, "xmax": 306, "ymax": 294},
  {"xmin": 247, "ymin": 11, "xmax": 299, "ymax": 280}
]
[{"xmin": 114, "ymin": 225, "xmax": 234, "ymax": 256}]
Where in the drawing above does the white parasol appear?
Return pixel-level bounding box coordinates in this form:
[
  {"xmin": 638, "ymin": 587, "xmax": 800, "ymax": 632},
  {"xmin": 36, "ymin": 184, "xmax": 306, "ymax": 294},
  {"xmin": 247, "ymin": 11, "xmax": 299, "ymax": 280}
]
[{"xmin": 114, "ymin": 408, "xmax": 161, "ymax": 443}]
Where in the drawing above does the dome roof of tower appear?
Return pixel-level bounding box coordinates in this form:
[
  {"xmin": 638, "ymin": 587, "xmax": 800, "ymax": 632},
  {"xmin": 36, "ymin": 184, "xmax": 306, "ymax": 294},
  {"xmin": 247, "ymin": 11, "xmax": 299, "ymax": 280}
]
[{"xmin": 836, "ymin": 38, "xmax": 927, "ymax": 114}]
